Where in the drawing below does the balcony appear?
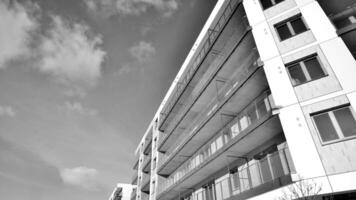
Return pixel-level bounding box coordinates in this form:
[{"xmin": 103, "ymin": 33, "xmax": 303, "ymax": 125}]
[
  {"xmin": 178, "ymin": 147, "xmax": 295, "ymax": 200},
  {"xmin": 317, "ymin": 0, "xmax": 356, "ymax": 58},
  {"xmin": 156, "ymin": 93, "xmax": 288, "ymax": 199},
  {"xmin": 142, "ymin": 155, "xmax": 151, "ymax": 174},
  {"xmin": 157, "ymin": 51, "xmax": 267, "ymax": 176},
  {"xmin": 131, "ymin": 172, "xmax": 138, "ymax": 185},
  {"xmin": 133, "ymin": 158, "xmax": 139, "ymax": 170},
  {"xmin": 143, "ymin": 139, "xmax": 152, "ymax": 156},
  {"xmin": 141, "ymin": 173, "xmax": 150, "ymax": 194},
  {"xmin": 158, "ymin": 0, "xmax": 245, "ymax": 134}
]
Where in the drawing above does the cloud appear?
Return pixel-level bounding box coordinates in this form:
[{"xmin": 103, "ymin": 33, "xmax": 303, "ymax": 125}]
[
  {"xmin": 118, "ymin": 41, "xmax": 156, "ymax": 74},
  {"xmin": 84, "ymin": 0, "xmax": 179, "ymax": 17},
  {"xmin": 0, "ymin": 0, "xmax": 37, "ymax": 68},
  {"xmin": 60, "ymin": 166, "xmax": 99, "ymax": 190},
  {"xmin": 129, "ymin": 41, "xmax": 156, "ymax": 63},
  {"xmin": 37, "ymin": 16, "xmax": 106, "ymax": 91},
  {"xmin": 61, "ymin": 101, "xmax": 98, "ymax": 116},
  {"xmin": 0, "ymin": 1, "xmax": 106, "ymax": 96},
  {"xmin": 0, "ymin": 106, "xmax": 16, "ymax": 117}
]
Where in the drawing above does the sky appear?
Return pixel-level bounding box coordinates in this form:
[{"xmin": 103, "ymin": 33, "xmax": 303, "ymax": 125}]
[{"xmin": 0, "ymin": 0, "xmax": 216, "ymax": 199}]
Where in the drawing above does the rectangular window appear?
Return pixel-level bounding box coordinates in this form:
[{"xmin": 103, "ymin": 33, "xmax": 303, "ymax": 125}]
[
  {"xmin": 275, "ymin": 15, "xmax": 308, "ymax": 41},
  {"xmin": 286, "ymin": 54, "xmax": 326, "ymax": 86},
  {"xmin": 260, "ymin": 0, "xmax": 284, "ymax": 10},
  {"xmin": 312, "ymin": 105, "xmax": 356, "ymax": 143}
]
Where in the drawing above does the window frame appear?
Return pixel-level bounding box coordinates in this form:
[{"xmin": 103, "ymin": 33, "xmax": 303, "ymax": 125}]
[
  {"xmin": 285, "ymin": 53, "xmax": 327, "ymax": 86},
  {"xmin": 259, "ymin": 0, "xmax": 285, "ymax": 10},
  {"xmin": 274, "ymin": 14, "xmax": 309, "ymax": 41},
  {"xmin": 311, "ymin": 104, "xmax": 356, "ymax": 145}
]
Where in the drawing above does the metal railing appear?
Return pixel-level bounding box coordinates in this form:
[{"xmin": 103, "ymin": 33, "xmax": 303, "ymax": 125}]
[
  {"xmin": 157, "ymin": 92, "xmax": 273, "ymax": 196},
  {"xmin": 158, "ymin": 0, "xmax": 244, "ymax": 131},
  {"xmin": 179, "ymin": 147, "xmax": 295, "ymax": 200},
  {"xmin": 157, "ymin": 46, "xmax": 260, "ymax": 170}
]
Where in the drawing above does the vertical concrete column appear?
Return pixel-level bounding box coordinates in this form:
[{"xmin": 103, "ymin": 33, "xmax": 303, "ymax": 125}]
[{"xmin": 243, "ymin": 0, "xmax": 327, "ymax": 180}]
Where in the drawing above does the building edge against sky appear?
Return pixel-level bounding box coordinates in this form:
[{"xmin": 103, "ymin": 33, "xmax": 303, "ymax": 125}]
[{"xmin": 131, "ymin": 0, "xmax": 356, "ymax": 200}]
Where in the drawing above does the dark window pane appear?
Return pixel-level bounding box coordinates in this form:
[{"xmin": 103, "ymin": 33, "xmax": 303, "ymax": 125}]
[
  {"xmin": 313, "ymin": 113, "xmax": 339, "ymax": 142},
  {"xmin": 341, "ymin": 30, "xmax": 356, "ymax": 60},
  {"xmin": 275, "ymin": 0, "xmax": 284, "ymax": 3},
  {"xmin": 287, "ymin": 63, "xmax": 307, "ymax": 85},
  {"xmin": 291, "ymin": 17, "xmax": 308, "ymax": 35},
  {"xmin": 247, "ymin": 106, "xmax": 258, "ymax": 123},
  {"xmin": 260, "ymin": 158, "xmax": 272, "ymax": 182},
  {"xmin": 257, "ymin": 99, "xmax": 268, "ymax": 118},
  {"xmin": 276, "ymin": 24, "xmax": 292, "ymax": 40},
  {"xmin": 334, "ymin": 107, "xmax": 356, "ymax": 138},
  {"xmin": 231, "ymin": 172, "xmax": 240, "ymax": 191},
  {"xmin": 304, "ymin": 57, "xmax": 326, "ymax": 80},
  {"xmin": 260, "ymin": 0, "xmax": 273, "ymax": 10}
]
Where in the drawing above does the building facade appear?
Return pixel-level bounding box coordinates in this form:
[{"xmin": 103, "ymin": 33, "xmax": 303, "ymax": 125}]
[{"xmin": 132, "ymin": 0, "xmax": 356, "ymax": 199}]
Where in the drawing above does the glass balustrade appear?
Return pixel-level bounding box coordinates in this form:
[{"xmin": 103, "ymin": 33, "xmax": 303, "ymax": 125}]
[
  {"xmin": 176, "ymin": 147, "xmax": 294, "ymax": 200},
  {"xmin": 158, "ymin": 45, "xmax": 260, "ymax": 170},
  {"xmin": 158, "ymin": 0, "xmax": 248, "ymax": 131},
  {"xmin": 157, "ymin": 92, "xmax": 273, "ymax": 196}
]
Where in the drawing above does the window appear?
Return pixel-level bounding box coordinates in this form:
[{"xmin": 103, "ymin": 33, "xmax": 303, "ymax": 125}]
[
  {"xmin": 260, "ymin": 0, "xmax": 284, "ymax": 10},
  {"xmin": 286, "ymin": 54, "xmax": 327, "ymax": 86},
  {"xmin": 275, "ymin": 15, "xmax": 308, "ymax": 41},
  {"xmin": 312, "ymin": 105, "xmax": 356, "ymax": 143}
]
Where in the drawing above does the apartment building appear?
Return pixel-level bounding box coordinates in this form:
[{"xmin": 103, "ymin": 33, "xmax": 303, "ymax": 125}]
[{"xmin": 132, "ymin": 0, "xmax": 356, "ymax": 199}]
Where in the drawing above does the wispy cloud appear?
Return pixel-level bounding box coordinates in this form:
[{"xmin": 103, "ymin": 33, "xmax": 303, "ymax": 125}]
[
  {"xmin": 60, "ymin": 166, "xmax": 100, "ymax": 191},
  {"xmin": 129, "ymin": 41, "xmax": 156, "ymax": 63},
  {"xmin": 61, "ymin": 101, "xmax": 98, "ymax": 116},
  {"xmin": 119, "ymin": 41, "xmax": 156, "ymax": 74},
  {"xmin": 0, "ymin": 105, "xmax": 16, "ymax": 117},
  {"xmin": 84, "ymin": 0, "xmax": 179, "ymax": 17},
  {"xmin": 0, "ymin": 0, "xmax": 37, "ymax": 68},
  {"xmin": 37, "ymin": 16, "xmax": 106, "ymax": 95},
  {"xmin": 0, "ymin": 1, "xmax": 107, "ymax": 97}
]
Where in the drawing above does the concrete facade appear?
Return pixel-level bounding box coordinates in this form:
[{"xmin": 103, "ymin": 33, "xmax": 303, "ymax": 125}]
[{"xmin": 132, "ymin": 0, "xmax": 356, "ymax": 199}]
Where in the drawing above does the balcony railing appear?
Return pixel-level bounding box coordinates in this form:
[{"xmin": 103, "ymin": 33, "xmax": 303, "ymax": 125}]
[
  {"xmin": 142, "ymin": 155, "xmax": 151, "ymax": 173},
  {"xmin": 141, "ymin": 174, "xmax": 150, "ymax": 192},
  {"xmin": 157, "ymin": 92, "xmax": 273, "ymax": 196},
  {"xmin": 157, "ymin": 45, "xmax": 260, "ymax": 170},
  {"xmin": 158, "ymin": 0, "xmax": 243, "ymax": 132},
  {"xmin": 179, "ymin": 147, "xmax": 295, "ymax": 200},
  {"xmin": 131, "ymin": 172, "xmax": 138, "ymax": 185}
]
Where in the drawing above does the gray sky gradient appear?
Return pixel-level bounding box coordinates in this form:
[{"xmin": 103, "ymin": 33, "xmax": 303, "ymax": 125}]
[{"xmin": 0, "ymin": 0, "xmax": 216, "ymax": 199}]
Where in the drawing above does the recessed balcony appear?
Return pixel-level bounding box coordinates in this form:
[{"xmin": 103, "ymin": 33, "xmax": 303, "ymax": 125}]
[
  {"xmin": 169, "ymin": 146, "xmax": 295, "ymax": 200},
  {"xmin": 158, "ymin": 0, "xmax": 246, "ymax": 134},
  {"xmin": 131, "ymin": 172, "xmax": 138, "ymax": 185},
  {"xmin": 157, "ymin": 60, "xmax": 268, "ymax": 176},
  {"xmin": 143, "ymin": 139, "xmax": 152, "ymax": 156},
  {"xmin": 156, "ymin": 96, "xmax": 293, "ymax": 199},
  {"xmin": 142, "ymin": 155, "xmax": 151, "ymax": 174},
  {"xmin": 317, "ymin": 0, "xmax": 356, "ymax": 59},
  {"xmin": 133, "ymin": 158, "xmax": 139, "ymax": 170},
  {"xmin": 141, "ymin": 173, "xmax": 150, "ymax": 194}
]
